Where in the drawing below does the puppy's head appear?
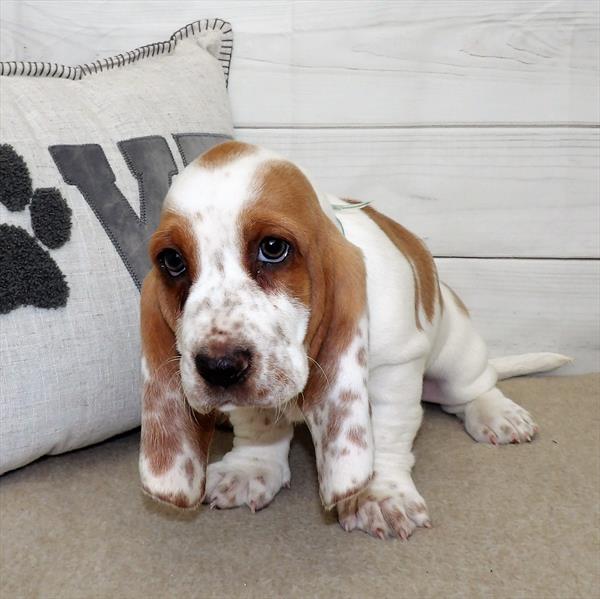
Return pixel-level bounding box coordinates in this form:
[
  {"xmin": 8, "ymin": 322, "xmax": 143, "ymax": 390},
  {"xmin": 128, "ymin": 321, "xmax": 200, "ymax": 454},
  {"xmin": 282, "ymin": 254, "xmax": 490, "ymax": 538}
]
[{"xmin": 148, "ymin": 142, "xmax": 340, "ymax": 412}]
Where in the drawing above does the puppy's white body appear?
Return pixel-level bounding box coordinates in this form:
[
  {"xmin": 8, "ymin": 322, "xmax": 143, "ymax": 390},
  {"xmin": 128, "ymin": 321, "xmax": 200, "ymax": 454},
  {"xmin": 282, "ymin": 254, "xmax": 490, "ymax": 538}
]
[
  {"xmin": 140, "ymin": 143, "xmax": 569, "ymax": 539},
  {"xmin": 339, "ymin": 199, "xmax": 494, "ymax": 400}
]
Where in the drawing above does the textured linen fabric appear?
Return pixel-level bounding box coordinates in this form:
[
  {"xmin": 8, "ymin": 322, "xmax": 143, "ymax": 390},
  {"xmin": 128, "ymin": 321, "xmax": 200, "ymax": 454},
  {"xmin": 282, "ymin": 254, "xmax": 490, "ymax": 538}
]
[
  {"xmin": 0, "ymin": 20, "xmax": 234, "ymax": 473},
  {"xmin": 0, "ymin": 375, "xmax": 598, "ymax": 598}
]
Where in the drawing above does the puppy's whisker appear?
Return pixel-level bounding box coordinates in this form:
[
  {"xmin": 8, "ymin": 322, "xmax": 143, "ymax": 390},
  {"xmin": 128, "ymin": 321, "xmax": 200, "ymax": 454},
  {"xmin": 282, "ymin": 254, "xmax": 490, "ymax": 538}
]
[
  {"xmin": 307, "ymin": 356, "xmax": 329, "ymax": 387},
  {"xmin": 274, "ymin": 402, "xmax": 285, "ymax": 424}
]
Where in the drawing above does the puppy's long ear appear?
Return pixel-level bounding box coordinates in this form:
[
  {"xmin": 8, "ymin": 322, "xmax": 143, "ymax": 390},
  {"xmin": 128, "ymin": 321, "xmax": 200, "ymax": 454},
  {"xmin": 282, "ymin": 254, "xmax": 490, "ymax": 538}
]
[
  {"xmin": 301, "ymin": 218, "xmax": 374, "ymax": 509},
  {"xmin": 139, "ymin": 271, "xmax": 215, "ymax": 509}
]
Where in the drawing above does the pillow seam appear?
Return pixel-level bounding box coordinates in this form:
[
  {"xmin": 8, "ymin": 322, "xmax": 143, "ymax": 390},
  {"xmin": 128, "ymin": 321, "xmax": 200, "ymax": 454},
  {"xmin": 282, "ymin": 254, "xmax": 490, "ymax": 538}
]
[{"xmin": 0, "ymin": 17, "xmax": 233, "ymax": 87}]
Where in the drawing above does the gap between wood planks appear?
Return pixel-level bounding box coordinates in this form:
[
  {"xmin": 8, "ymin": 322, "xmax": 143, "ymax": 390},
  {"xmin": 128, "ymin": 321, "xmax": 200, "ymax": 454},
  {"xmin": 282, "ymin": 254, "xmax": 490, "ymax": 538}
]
[
  {"xmin": 235, "ymin": 123, "xmax": 600, "ymax": 130},
  {"xmin": 437, "ymin": 254, "xmax": 600, "ymax": 259}
]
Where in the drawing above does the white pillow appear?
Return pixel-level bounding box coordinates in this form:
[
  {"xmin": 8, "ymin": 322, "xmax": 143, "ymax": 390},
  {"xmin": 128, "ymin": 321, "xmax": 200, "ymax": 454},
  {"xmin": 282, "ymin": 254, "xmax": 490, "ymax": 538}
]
[{"xmin": 0, "ymin": 19, "xmax": 234, "ymax": 473}]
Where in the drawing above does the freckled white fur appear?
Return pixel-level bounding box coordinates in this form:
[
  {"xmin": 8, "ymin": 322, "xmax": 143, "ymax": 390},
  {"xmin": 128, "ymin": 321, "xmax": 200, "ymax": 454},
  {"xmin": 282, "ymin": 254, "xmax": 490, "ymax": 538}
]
[
  {"xmin": 139, "ymin": 437, "xmax": 204, "ymax": 507},
  {"xmin": 304, "ymin": 314, "xmax": 373, "ymax": 508}
]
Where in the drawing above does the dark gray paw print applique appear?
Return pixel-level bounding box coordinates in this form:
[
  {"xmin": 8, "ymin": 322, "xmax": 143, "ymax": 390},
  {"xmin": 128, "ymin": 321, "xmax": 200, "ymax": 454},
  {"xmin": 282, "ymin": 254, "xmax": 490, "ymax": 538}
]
[{"xmin": 0, "ymin": 144, "xmax": 72, "ymax": 314}]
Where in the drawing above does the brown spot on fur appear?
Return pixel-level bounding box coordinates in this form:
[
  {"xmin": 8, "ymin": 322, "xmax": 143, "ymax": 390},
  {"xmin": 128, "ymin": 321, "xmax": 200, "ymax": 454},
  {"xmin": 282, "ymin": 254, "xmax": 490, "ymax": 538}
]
[
  {"xmin": 264, "ymin": 416, "xmax": 271, "ymax": 426},
  {"xmin": 339, "ymin": 389, "xmax": 361, "ymax": 403},
  {"xmin": 382, "ymin": 505, "xmax": 408, "ymax": 529},
  {"xmin": 356, "ymin": 347, "xmax": 368, "ymax": 368},
  {"xmin": 347, "ymin": 425, "xmax": 368, "ymax": 449},
  {"xmin": 327, "ymin": 447, "xmax": 340, "ymax": 458},
  {"xmin": 256, "ymin": 493, "xmax": 267, "ymax": 506},
  {"xmin": 329, "ymin": 472, "xmax": 374, "ymax": 507},
  {"xmin": 350, "ymin": 200, "xmax": 439, "ymax": 330},
  {"xmin": 195, "ymin": 140, "xmax": 256, "ymax": 170},
  {"xmin": 141, "ymin": 410, "xmax": 182, "ymax": 476},
  {"xmin": 322, "ymin": 404, "xmax": 351, "ymax": 451},
  {"xmin": 411, "ymin": 502, "xmax": 427, "ymax": 514},
  {"xmin": 184, "ymin": 458, "xmax": 195, "ymax": 488},
  {"xmin": 218, "ymin": 476, "xmax": 240, "ymax": 496},
  {"xmin": 169, "ymin": 492, "xmax": 195, "ymax": 509},
  {"xmin": 145, "ymin": 489, "xmax": 197, "ymax": 510},
  {"xmin": 214, "ymin": 249, "xmax": 225, "ymax": 274},
  {"xmin": 275, "ymin": 323, "xmax": 287, "ymax": 340}
]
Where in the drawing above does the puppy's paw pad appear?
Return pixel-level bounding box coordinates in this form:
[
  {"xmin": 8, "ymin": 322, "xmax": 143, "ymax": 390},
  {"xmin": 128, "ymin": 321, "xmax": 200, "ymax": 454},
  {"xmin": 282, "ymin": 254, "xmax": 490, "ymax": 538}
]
[
  {"xmin": 337, "ymin": 481, "xmax": 430, "ymax": 540},
  {"xmin": 203, "ymin": 459, "xmax": 288, "ymax": 511}
]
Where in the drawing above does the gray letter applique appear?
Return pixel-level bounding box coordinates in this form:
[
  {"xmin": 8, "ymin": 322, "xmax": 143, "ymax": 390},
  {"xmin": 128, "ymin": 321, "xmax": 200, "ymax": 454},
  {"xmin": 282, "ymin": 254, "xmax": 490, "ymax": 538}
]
[{"xmin": 49, "ymin": 133, "xmax": 230, "ymax": 288}]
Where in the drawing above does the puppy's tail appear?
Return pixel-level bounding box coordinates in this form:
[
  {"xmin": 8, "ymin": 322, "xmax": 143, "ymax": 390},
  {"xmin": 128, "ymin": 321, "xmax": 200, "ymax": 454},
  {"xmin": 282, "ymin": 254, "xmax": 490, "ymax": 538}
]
[{"xmin": 490, "ymin": 353, "xmax": 572, "ymax": 380}]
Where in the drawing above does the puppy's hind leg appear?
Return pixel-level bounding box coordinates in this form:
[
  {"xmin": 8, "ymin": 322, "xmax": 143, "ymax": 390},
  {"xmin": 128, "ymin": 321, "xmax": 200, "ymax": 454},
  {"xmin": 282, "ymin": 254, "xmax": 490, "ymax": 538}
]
[{"xmin": 426, "ymin": 284, "xmax": 538, "ymax": 445}]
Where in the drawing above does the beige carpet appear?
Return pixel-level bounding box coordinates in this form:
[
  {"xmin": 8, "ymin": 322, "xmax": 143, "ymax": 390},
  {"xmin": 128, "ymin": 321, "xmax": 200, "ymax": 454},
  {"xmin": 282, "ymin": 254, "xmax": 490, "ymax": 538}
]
[{"xmin": 1, "ymin": 374, "xmax": 599, "ymax": 599}]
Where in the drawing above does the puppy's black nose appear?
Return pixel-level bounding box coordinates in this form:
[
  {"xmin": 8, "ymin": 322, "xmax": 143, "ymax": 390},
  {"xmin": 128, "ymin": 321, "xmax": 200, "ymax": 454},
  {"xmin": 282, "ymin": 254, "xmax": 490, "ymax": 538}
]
[{"xmin": 195, "ymin": 349, "xmax": 251, "ymax": 388}]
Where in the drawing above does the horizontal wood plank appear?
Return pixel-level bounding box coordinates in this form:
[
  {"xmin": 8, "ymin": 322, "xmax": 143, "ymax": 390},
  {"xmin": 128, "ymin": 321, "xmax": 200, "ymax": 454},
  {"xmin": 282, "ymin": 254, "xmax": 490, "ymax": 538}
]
[
  {"xmin": 435, "ymin": 258, "xmax": 599, "ymax": 374},
  {"xmin": 1, "ymin": 1, "xmax": 598, "ymax": 125},
  {"xmin": 237, "ymin": 127, "xmax": 600, "ymax": 258}
]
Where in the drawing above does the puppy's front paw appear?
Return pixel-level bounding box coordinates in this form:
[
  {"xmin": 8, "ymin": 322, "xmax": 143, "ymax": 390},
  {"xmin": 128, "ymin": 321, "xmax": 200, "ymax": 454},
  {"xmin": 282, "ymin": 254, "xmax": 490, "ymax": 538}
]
[
  {"xmin": 337, "ymin": 479, "xmax": 431, "ymax": 540},
  {"xmin": 464, "ymin": 392, "xmax": 538, "ymax": 445},
  {"xmin": 203, "ymin": 456, "xmax": 290, "ymax": 512}
]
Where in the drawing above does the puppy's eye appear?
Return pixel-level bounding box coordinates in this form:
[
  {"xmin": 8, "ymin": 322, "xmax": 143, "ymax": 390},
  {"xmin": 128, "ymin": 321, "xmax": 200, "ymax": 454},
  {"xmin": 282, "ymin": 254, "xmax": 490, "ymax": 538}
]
[
  {"xmin": 158, "ymin": 248, "xmax": 186, "ymax": 278},
  {"xmin": 258, "ymin": 237, "xmax": 290, "ymax": 264}
]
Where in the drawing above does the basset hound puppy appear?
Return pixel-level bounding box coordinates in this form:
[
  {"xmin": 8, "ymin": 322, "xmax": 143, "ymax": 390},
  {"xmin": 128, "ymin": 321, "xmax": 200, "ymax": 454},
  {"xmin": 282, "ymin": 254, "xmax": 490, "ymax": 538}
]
[{"xmin": 139, "ymin": 141, "xmax": 569, "ymax": 539}]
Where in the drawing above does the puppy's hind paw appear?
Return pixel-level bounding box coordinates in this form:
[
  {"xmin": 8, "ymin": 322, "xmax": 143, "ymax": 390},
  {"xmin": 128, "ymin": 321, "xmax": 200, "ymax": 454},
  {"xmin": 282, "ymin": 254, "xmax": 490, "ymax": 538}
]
[{"xmin": 464, "ymin": 389, "xmax": 538, "ymax": 445}]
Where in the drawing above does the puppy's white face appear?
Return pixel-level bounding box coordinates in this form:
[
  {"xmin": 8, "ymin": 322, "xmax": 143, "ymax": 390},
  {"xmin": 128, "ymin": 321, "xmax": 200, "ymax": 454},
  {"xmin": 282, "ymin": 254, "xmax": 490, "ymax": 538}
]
[{"xmin": 149, "ymin": 142, "xmax": 327, "ymax": 413}]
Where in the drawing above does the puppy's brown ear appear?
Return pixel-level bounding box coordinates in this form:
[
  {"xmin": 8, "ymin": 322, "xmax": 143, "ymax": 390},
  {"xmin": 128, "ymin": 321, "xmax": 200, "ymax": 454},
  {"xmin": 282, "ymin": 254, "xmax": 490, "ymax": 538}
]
[
  {"xmin": 139, "ymin": 271, "xmax": 215, "ymax": 509},
  {"xmin": 301, "ymin": 219, "xmax": 374, "ymax": 509}
]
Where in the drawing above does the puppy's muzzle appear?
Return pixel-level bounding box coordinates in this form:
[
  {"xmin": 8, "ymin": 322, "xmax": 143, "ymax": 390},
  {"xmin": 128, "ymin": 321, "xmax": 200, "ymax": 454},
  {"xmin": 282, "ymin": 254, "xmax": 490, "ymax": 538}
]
[{"xmin": 195, "ymin": 348, "xmax": 251, "ymax": 388}]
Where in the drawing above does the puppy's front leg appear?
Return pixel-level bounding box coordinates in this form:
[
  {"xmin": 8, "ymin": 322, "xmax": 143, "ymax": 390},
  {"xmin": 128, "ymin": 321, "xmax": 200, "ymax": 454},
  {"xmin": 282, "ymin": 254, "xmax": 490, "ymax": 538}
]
[
  {"xmin": 204, "ymin": 407, "xmax": 293, "ymax": 512},
  {"xmin": 338, "ymin": 359, "xmax": 431, "ymax": 539}
]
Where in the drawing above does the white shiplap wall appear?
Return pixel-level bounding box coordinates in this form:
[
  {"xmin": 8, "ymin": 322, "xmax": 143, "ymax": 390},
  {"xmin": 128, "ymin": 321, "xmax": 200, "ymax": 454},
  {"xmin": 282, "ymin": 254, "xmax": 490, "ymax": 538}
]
[{"xmin": 1, "ymin": 0, "xmax": 599, "ymax": 373}]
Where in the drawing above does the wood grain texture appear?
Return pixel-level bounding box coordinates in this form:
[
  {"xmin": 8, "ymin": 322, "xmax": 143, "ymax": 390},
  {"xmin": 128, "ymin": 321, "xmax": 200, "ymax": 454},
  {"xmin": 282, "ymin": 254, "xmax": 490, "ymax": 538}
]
[
  {"xmin": 237, "ymin": 126, "xmax": 600, "ymax": 258},
  {"xmin": 436, "ymin": 258, "xmax": 599, "ymax": 374},
  {"xmin": 1, "ymin": 0, "xmax": 597, "ymax": 374},
  {"xmin": 1, "ymin": 0, "xmax": 598, "ymax": 126}
]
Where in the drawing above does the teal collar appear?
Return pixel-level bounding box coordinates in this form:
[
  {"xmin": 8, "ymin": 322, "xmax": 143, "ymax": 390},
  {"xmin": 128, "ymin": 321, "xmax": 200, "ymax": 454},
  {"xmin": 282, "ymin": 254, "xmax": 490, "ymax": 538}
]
[{"xmin": 331, "ymin": 201, "xmax": 371, "ymax": 237}]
